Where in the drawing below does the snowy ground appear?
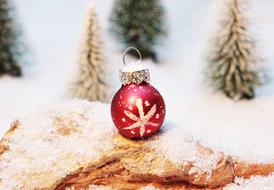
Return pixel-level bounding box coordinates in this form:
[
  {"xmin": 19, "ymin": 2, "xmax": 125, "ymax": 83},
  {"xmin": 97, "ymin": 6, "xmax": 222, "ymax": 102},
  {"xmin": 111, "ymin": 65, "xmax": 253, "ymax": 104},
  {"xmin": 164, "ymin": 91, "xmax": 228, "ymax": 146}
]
[{"xmin": 1, "ymin": 0, "xmax": 274, "ymax": 169}]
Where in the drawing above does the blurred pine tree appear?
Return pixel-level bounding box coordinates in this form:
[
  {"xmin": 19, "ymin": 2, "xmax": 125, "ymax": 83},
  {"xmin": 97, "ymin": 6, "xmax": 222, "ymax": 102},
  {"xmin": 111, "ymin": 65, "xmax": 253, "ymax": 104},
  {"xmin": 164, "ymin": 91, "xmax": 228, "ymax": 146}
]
[
  {"xmin": 208, "ymin": 0, "xmax": 261, "ymax": 100},
  {"xmin": 70, "ymin": 4, "xmax": 108, "ymax": 102},
  {"xmin": 0, "ymin": 0, "xmax": 22, "ymax": 77},
  {"xmin": 110, "ymin": 0, "xmax": 165, "ymax": 62}
]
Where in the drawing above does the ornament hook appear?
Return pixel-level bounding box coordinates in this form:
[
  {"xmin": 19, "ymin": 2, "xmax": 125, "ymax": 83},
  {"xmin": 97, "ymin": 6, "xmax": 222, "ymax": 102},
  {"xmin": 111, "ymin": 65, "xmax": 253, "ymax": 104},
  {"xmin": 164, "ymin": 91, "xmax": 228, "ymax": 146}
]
[{"xmin": 122, "ymin": 47, "xmax": 142, "ymax": 65}]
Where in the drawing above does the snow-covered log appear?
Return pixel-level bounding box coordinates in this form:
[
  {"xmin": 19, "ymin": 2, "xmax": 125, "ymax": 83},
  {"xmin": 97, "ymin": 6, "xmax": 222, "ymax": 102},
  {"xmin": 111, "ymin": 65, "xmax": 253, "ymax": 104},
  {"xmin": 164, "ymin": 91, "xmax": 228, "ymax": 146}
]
[{"xmin": 0, "ymin": 100, "xmax": 273, "ymax": 189}]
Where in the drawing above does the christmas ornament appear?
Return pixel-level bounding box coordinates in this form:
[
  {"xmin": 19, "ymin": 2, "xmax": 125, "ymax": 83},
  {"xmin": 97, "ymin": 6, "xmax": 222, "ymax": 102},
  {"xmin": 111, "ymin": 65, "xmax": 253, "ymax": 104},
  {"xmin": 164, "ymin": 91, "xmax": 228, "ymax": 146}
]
[{"xmin": 111, "ymin": 47, "xmax": 165, "ymax": 138}]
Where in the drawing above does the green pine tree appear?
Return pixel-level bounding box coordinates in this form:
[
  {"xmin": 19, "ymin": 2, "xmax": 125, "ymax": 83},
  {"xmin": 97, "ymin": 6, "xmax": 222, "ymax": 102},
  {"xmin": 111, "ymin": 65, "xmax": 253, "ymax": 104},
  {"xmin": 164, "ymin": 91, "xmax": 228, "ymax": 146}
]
[
  {"xmin": 70, "ymin": 4, "xmax": 108, "ymax": 102},
  {"xmin": 0, "ymin": 0, "xmax": 22, "ymax": 77},
  {"xmin": 208, "ymin": 0, "xmax": 261, "ymax": 100},
  {"xmin": 110, "ymin": 0, "xmax": 165, "ymax": 62}
]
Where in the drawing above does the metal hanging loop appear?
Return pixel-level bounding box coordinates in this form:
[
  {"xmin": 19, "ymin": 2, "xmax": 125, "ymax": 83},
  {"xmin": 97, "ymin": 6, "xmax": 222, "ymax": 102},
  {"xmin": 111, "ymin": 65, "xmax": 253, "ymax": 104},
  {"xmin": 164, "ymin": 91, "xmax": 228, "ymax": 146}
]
[{"xmin": 122, "ymin": 47, "xmax": 142, "ymax": 65}]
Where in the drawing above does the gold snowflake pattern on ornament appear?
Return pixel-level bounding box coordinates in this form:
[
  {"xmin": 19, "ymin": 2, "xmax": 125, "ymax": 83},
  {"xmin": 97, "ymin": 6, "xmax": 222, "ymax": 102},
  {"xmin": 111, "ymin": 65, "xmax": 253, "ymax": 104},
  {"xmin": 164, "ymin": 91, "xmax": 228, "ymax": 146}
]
[{"xmin": 123, "ymin": 98, "xmax": 158, "ymax": 137}]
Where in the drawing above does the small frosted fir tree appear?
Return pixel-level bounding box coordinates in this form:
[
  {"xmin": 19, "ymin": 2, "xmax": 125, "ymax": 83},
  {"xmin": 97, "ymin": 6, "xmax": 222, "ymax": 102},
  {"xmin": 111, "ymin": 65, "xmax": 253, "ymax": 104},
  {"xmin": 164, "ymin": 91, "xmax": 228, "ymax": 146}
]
[
  {"xmin": 0, "ymin": 0, "xmax": 22, "ymax": 76},
  {"xmin": 208, "ymin": 0, "xmax": 261, "ymax": 100},
  {"xmin": 71, "ymin": 4, "xmax": 108, "ymax": 102},
  {"xmin": 110, "ymin": 0, "xmax": 165, "ymax": 62}
]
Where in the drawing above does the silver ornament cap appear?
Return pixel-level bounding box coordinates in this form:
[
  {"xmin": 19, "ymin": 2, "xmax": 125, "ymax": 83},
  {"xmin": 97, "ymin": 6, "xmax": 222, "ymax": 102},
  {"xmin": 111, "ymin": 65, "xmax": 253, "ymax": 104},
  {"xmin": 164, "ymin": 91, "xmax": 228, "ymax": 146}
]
[{"xmin": 120, "ymin": 47, "xmax": 150, "ymax": 85}]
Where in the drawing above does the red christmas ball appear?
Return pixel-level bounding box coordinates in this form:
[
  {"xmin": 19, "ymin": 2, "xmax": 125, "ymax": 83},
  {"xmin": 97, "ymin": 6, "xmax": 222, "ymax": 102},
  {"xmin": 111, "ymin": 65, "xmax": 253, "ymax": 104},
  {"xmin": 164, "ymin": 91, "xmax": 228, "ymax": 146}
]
[{"xmin": 111, "ymin": 82, "xmax": 165, "ymax": 138}]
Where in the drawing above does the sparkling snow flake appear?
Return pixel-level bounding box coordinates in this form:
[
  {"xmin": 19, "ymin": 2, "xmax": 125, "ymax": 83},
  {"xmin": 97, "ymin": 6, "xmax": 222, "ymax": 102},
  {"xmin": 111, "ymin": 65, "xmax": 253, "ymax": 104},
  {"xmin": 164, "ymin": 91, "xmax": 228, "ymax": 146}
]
[{"xmin": 123, "ymin": 98, "xmax": 158, "ymax": 137}]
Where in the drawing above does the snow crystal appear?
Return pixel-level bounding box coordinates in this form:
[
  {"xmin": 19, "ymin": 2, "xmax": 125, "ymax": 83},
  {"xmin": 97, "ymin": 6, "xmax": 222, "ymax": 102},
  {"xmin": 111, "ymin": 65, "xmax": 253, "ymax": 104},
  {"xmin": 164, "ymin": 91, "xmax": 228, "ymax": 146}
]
[
  {"xmin": 0, "ymin": 100, "xmax": 115, "ymax": 190},
  {"xmin": 224, "ymin": 173, "xmax": 274, "ymax": 190}
]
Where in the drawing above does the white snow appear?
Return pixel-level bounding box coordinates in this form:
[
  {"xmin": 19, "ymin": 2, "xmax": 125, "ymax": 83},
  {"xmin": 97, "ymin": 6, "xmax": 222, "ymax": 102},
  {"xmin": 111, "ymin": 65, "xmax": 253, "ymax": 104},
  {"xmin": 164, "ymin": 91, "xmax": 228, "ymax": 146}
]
[
  {"xmin": 1, "ymin": 0, "xmax": 274, "ymax": 187},
  {"xmin": 224, "ymin": 174, "xmax": 274, "ymax": 190},
  {"xmin": 152, "ymin": 122, "xmax": 222, "ymax": 175},
  {"xmin": 121, "ymin": 62, "xmax": 148, "ymax": 72},
  {"xmin": 0, "ymin": 100, "xmax": 115, "ymax": 189}
]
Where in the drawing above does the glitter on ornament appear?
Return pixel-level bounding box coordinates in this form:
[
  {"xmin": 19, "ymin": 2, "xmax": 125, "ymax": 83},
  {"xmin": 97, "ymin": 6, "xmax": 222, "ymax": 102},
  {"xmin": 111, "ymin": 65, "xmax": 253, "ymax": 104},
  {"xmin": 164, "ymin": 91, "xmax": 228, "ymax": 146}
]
[{"xmin": 123, "ymin": 98, "xmax": 158, "ymax": 137}]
